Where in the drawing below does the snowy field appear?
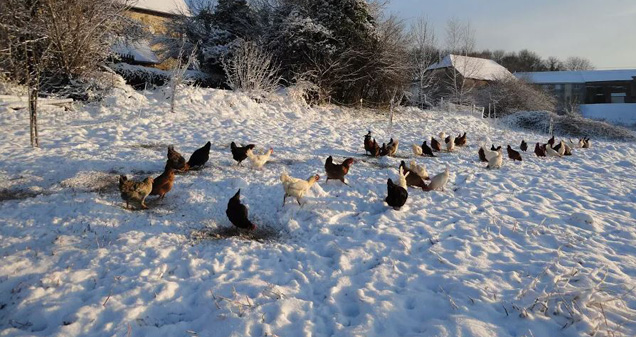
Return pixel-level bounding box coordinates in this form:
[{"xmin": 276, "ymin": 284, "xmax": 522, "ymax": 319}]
[{"xmin": 1, "ymin": 87, "xmax": 635, "ymax": 337}]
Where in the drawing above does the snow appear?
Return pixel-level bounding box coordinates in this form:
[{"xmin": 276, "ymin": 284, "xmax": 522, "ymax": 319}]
[
  {"xmin": 112, "ymin": 39, "xmax": 160, "ymax": 64},
  {"xmin": 516, "ymin": 69, "xmax": 636, "ymax": 84},
  {"xmin": 581, "ymin": 103, "xmax": 636, "ymax": 126},
  {"xmin": 130, "ymin": 0, "xmax": 189, "ymax": 16},
  {"xmin": 1, "ymin": 86, "xmax": 636, "ymax": 336},
  {"xmin": 426, "ymin": 55, "xmax": 514, "ymax": 81}
]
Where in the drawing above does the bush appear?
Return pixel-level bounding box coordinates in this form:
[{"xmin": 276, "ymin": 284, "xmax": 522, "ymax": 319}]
[
  {"xmin": 500, "ymin": 111, "xmax": 636, "ymax": 141},
  {"xmin": 475, "ymin": 78, "xmax": 556, "ymax": 116}
]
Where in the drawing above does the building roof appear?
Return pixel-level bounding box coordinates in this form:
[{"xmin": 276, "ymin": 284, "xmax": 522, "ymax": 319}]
[
  {"xmin": 426, "ymin": 54, "xmax": 514, "ymax": 81},
  {"xmin": 129, "ymin": 0, "xmax": 190, "ymax": 16},
  {"xmin": 112, "ymin": 39, "xmax": 160, "ymax": 65},
  {"xmin": 516, "ymin": 69, "xmax": 636, "ymax": 84}
]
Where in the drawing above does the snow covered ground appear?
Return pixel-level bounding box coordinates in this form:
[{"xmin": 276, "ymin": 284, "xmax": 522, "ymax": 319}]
[{"xmin": 1, "ymin": 86, "xmax": 635, "ymax": 337}]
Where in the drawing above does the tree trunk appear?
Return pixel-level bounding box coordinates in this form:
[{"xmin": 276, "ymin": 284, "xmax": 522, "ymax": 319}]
[{"xmin": 29, "ymin": 84, "xmax": 39, "ymax": 148}]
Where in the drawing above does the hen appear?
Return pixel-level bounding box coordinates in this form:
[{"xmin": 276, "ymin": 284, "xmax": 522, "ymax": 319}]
[
  {"xmin": 226, "ymin": 189, "xmax": 256, "ymax": 230},
  {"xmin": 446, "ymin": 136, "xmax": 455, "ymax": 152},
  {"xmin": 426, "ymin": 165, "xmax": 450, "ymax": 191},
  {"xmin": 166, "ymin": 145, "xmax": 188, "ymax": 172},
  {"xmin": 150, "ymin": 167, "xmax": 175, "ymax": 199},
  {"xmin": 545, "ymin": 144, "xmax": 561, "ymax": 157},
  {"xmin": 520, "ymin": 140, "xmax": 528, "ymax": 152},
  {"xmin": 281, "ymin": 172, "xmax": 320, "ymax": 206},
  {"xmin": 386, "ymin": 138, "xmax": 399, "ymax": 157},
  {"xmin": 364, "ymin": 131, "xmax": 374, "ymax": 155},
  {"xmin": 487, "ymin": 150, "xmax": 503, "ymax": 169},
  {"xmin": 507, "ymin": 145, "xmax": 522, "ymax": 161},
  {"xmin": 385, "ymin": 168, "xmax": 408, "ymax": 209},
  {"xmin": 325, "ymin": 156, "xmax": 354, "ymax": 185},
  {"xmin": 412, "ymin": 144, "xmax": 423, "ymax": 156},
  {"xmin": 534, "ymin": 142, "xmax": 546, "ymax": 157},
  {"xmin": 409, "ymin": 160, "xmax": 429, "ymax": 180},
  {"xmin": 247, "ymin": 148, "xmax": 273, "ymax": 169},
  {"xmin": 431, "ymin": 137, "xmax": 442, "ymax": 152},
  {"xmin": 231, "ymin": 142, "xmax": 256, "ymax": 166},
  {"xmin": 454, "ymin": 132, "xmax": 467, "ymax": 146},
  {"xmin": 187, "ymin": 141, "xmax": 211, "ymax": 169},
  {"xmin": 399, "ymin": 161, "xmax": 427, "ymax": 188},
  {"xmin": 370, "ymin": 138, "xmax": 381, "ymax": 157},
  {"xmin": 478, "ymin": 147, "xmax": 488, "ymax": 162},
  {"xmin": 118, "ymin": 175, "xmax": 154, "ymax": 209},
  {"xmin": 421, "ymin": 141, "xmax": 436, "ymax": 157}
]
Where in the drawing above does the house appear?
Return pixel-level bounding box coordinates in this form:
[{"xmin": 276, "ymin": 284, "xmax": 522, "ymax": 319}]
[
  {"xmin": 415, "ymin": 54, "xmax": 513, "ymax": 105},
  {"xmin": 112, "ymin": 0, "xmax": 190, "ymax": 69},
  {"xmin": 515, "ymin": 70, "xmax": 636, "ymax": 106}
]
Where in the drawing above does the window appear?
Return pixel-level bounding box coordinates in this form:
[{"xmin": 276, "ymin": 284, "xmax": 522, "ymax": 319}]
[{"xmin": 611, "ymin": 92, "xmax": 626, "ymax": 104}]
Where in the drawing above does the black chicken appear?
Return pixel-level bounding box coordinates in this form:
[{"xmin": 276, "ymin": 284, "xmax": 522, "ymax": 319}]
[
  {"xmin": 520, "ymin": 140, "xmax": 528, "ymax": 152},
  {"xmin": 226, "ymin": 189, "xmax": 256, "ymax": 230},
  {"xmin": 421, "ymin": 141, "xmax": 436, "ymax": 157},
  {"xmin": 187, "ymin": 141, "xmax": 211, "ymax": 169},
  {"xmin": 385, "ymin": 178, "xmax": 408, "ymax": 210},
  {"xmin": 231, "ymin": 142, "xmax": 255, "ymax": 165}
]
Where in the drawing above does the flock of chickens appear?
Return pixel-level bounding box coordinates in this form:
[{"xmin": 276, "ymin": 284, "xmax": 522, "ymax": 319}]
[{"xmin": 117, "ymin": 129, "xmax": 592, "ymax": 231}]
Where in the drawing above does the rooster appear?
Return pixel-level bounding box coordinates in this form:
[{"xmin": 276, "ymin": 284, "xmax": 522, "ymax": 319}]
[
  {"xmin": 226, "ymin": 189, "xmax": 256, "ymax": 230},
  {"xmin": 412, "ymin": 144, "xmax": 423, "ymax": 156},
  {"xmin": 386, "ymin": 138, "xmax": 399, "ymax": 157},
  {"xmin": 520, "ymin": 140, "xmax": 528, "ymax": 152},
  {"xmin": 426, "ymin": 165, "xmax": 449, "ymax": 191},
  {"xmin": 534, "ymin": 143, "xmax": 546, "ymax": 157},
  {"xmin": 150, "ymin": 167, "xmax": 175, "ymax": 200},
  {"xmin": 281, "ymin": 172, "xmax": 320, "ymax": 206},
  {"xmin": 431, "ymin": 137, "xmax": 442, "ymax": 152},
  {"xmin": 324, "ymin": 156, "xmax": 354, "ymax": 185},
  {"xmin": 119, "ymin": 175, "xmax": 154, "ymax": 209},
  {"xmin": 166, "ymin": 145, "xmax": 188, "ymax": 172},
  {"xmin": 385, "ymin": 168, "xmax": 408, "ymax": 209},
  {"xmin": 246, "ymin": 148, "xmax": 273, "ymax": 169},
  {"xmin": 399, "ymin": 161, "xmax": 427, "ymax": 188},
  {"xmin": 487, "ymin": 150, "xmax": 503, "ymax": 169},
  {"xmin": 446, "ymin": 136, "xmax": 455, "ymax": 152},
  {"xmin": 422, "ymin": 141, "xmax": 436, "ymax": 157},
  {"xmin": 187, "ymin": 141, "xmax": 211, "ymax": 169},
  {"xmin": 231, "ymin": 142, "xmax": 255, "ymax": 166},
  {"xmin": 507, "ymin": 145, "xmax": 522, "ymax": 161}
]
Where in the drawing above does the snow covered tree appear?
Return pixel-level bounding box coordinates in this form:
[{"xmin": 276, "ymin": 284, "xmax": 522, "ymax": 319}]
[
  {"xmin": 410, "ymin": 17, "xmax": 438, "ymax": 108},
  {"xmin": 443, "ymin": 18, "xmax": 479, "ymax": 105}
]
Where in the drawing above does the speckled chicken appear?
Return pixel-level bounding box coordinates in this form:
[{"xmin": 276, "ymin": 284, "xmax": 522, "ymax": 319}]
[{"xmin": 118, "ymin": 175, "xmax": 154, "ymax": 209}]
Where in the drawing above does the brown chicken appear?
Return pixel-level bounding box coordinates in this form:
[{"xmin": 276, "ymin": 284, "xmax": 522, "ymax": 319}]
[
  {"xmin": 507, "ymin": 145, "xmax": 522, "ymax": 161},
  {"xmin": 431, "ymin": 137, "xmax": 442, "ymax": 152},
  {"xmin": 454, "ymin": 132, "xmax": 467, "ymax": 146},
  {"xmin": 399, "ymin": 161, "xmax": 427, "ymax": 189},
  {"xmin": 325, "ymin": 156, "xmax": 355, "ymax": 185},
  {"xmin": 370, "ymin": 139, "xmax": 381, "ymax": 157},
  {"xmin": 535, "ymin": 142, "xmax": 546, "ymax": 157},
  {"xmin": 364, "ymin": 131, "xmax": 374, "ymax": 155},
  {"xmin": 119, "ymin": 175, "xmax": 154, "ymax": 209},
  {"xmin": 166, "ymin": 145, "xmax": 188, "ymax": 172},
  {"xmin": 150, "ymin": 167, "xmax": 175, "ymax": 199}
]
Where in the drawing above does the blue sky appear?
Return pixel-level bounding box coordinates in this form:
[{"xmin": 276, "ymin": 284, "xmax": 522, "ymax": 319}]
[{"xmin": 386, "ymin": 0, "xmax": 636, "ymax": 69}]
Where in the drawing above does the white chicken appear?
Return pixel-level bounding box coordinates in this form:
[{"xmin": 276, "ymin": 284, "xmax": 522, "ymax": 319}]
[
  {"xmin": 545, "ymin": 144, "xmax": 561, "ymax": 157},
  {"xmin": 482, "ymin": 147, "xmax": 500, "ymax": 162},
  {"xmin": 557, "ymin": 140, "xmax": 566, "ymax": 156},
  {"xmin": 446, "ymin": 136, "xmax": 455, "ymax": 152},
  {"xmin": 439, "ymin": 132, "xmax": 446, "ymax": 141},
  {"xmin": 281, "ymin": 172, "xmax": 320, "ymax": 206},
  {"xmin": 487, "ymin": 150, "xmax": 503, "ymax": 169},
  {"xmin": 246, "ymin": 148, "xmax": 273, "ymax": 169},
  {"xmin": 397, "ymin": 166, "xmax": 410, "ymax": 190},
  {"xmin": 412, "ymin": 144, "xmax": 423, "ymax": 156},
  {"xmin": 408, "ymin": 160, "xmax": 429, "ymax": 180},
  {"xmin": 427, "ymin": 165, "xmax": 450, "ymax": 191}
]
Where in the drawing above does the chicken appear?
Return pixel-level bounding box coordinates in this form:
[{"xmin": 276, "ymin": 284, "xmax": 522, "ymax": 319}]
[
  {"xmin": 150, "ymin": 167, "xmax": 175, "ymax": 199},
  {"xmin": 446, "ymin": 136, "xmax": 455, "ymax": 152},
  {"xmin": 445, "ymin": 135, "xmax": 451, "ymax": 144},
  {"xmin": 556, "ymin": 140, "xmax": 566, "ymax": 156},
  {"xmin": 563, "ymin": 143, "xmax": 573, "ymax": 156},
  {"xmin": 454, "ymin": 132, "xmax": 467, "ymax": 146},
  {"xmin": 231, "ymin": 142, "xmax": 256, "ymax": 166},
  {"xmin": 226, "ymin": 189, "xmax": 256, "ymax": 230},
  {"xmin": 547, "ymin": 135, "xmax": 555, "ymax": 147},
  {"xmin": 187, "ymin": 141, "xmax": 211, "ymax": 169},
  {"xmin": 386, "ymin": 138, "xmax": 399, "ymax": 156},
  {"xmin": 520, "ymin": 140, "xmax": 528, "ymax": 152},
  {"xmin": 379, "ymin": 143, "xmax": 388, "ymax": 157},
  {"xmin": 431, "ymin": 137, "xmax": 442, "ymax": 152},
  {"xmin": 364, "ymin": 131, "xmax": 374, "ymax": 155},
  {"xmin": 281, "ymin": 172, "xmax": 320, "ymax": 206},
  {"xmin": 246, "ymin": 148, "xmax": 273, "ymax": 169},
  {"xmin": 507, "ymin": 145, "xmax": 522, "ymax": 161},
  {"xmin": 397, "ymin": 166, "xmax": 409, "ymax": 190},
  {"xmin": 545, "ymin": 144, "xmax": 561, "ymax": 157},
  {"xmin": 370, "ymin": 139, "xmax": 381, "ymax": 157},
  {"xmin": 478, "ymin": 147, "xmax": 488, "ymax": 162},
  {"xmin": 412, "ymin": 144, "xmax": 423, "ymax": 156},
  {"xmin": 487, "ymin": 150, "xmax": 503, "ymax": 169},
  {"xmin": 421, "ymin": 141, "xmax": 436, "ymax": 157},
  {"xmin": 408, "ymin": 160, "xmax": 429, "ymax": 180},
  {"xmin": 385, "ymin": 178, "xmax": 408, "ymax": 210},
  {"xmin": 118, "ymin": 175, "xmax": 154, "ymax": 209},
  {"xmin": 439, "ymin": 132, "xmax": 446, "ymax": 141},
  {"xmin": 399, "ymin": 161, "xmax": 427, "ymax": 188},
  {"xmin": 491, "ymin": 144, "xmax": 502, "ymax": 152},
  {"xmin": 166, "ymin": 145, "xmax": 188, "ymax": 172},
  {"xmin": 324, "ymin": 156, "xmax": 354, "ymax": 185},
  {"xmin": 426, "ymin": 165, "xmax": 450, "ymax": 191},
  {"xmin": 534, "ymin": 142, "xmax": 546, "ymax": 157}
]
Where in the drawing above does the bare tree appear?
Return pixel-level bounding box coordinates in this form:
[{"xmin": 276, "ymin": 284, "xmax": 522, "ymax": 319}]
[
  {"xmin": 546, "ymin": 56, "xmax": 564, "ymax": 71},
  {"xmin": 168, "ymin": 40, "xmax": 198, "ymax": 113},
  {"xmin": 222, "ymin": 40, "xmax": 282, "ymax": 93},
  {"xmin": 563, "ymin": 56, "xmax": 595, "ymax": 71},
  {"xmin": 443, "ymin": 18, "xmax": 479, "ymax": 106},
  {"xmin": 410, "ymin": 17, "xmax": 437, "ymax": 108}
]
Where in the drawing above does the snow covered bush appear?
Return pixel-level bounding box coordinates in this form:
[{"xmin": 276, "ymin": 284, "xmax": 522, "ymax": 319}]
[
  {"xmin": 474, "ymin": 78, "xmax": 556, "ymax": 116},
  {"xmin": 222, "ymin": 41, "xmax": 282, "ymax": 93},
  {"xmin": 500, "ymin": 111, "xmax": 636, "ymax": 141}
]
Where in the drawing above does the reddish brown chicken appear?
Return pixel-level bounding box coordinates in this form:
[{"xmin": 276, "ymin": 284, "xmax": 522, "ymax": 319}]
[
  {"xmin": 506, "ymin": 145, "xmax": 523, "ymax": 161},
  {"xmin": 454, "ymin": 132, "xmax": 467, "ymax": 146},
  {"xmin": 535, "ymin": 142, "xmax": 546, "ymax": 157},
  {"xmin": 399, "ymin": 161, "xmax": 427, "ymax": 188},
  {"xmin": 430, "ymin": 137, "xmax": 442, "ymax": 152},
  {"xmin": 324, "ymin": 156, "xmax": 355, "ymax": 185},
  {"xmin": 166, "ymin": 145, "xmax": 188, "ymax": 172},
  {"xmin": 364, "ymin": 131, "xmax": 374, "ymax": 155},
  {"xmin": 150, "ymin": 167, "xmax": 175, "ymax": 199}
]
